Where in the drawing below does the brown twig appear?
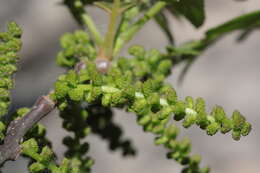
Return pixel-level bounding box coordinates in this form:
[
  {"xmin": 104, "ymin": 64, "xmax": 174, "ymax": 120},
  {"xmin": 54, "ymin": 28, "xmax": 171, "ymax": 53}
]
[{"xmin": 0, "ymin": 96, "xmax": 55, "ymax": 166}]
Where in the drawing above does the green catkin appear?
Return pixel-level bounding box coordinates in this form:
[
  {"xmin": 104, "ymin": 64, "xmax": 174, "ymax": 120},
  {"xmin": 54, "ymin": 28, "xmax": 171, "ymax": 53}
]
[
  {"xmin": 0, "ymin": 22, "xmax": 22, "ymax": 117},
  {"xmin": 51, "ymin": 42, "xmax": 251, "ymax": 173}
]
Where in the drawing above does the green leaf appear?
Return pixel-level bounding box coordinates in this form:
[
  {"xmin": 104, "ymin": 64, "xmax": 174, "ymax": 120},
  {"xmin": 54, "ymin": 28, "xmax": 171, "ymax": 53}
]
[
  {"xmin": 206, "ymin": 10, "xmax": 260, "ymax": 41},
  {"xmin": 167, "ymin": 0, "xmax": 205, "ymax": 28},
  {"xmin": 154, "ymin": 11, "xmax": 174, "ymax": 44}
]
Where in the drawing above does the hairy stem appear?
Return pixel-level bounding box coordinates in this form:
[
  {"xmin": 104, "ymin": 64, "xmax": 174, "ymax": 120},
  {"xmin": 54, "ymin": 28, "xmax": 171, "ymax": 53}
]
[{"xmin": 114, "ymin": 1, "xmax": 167, "ymax": 55}]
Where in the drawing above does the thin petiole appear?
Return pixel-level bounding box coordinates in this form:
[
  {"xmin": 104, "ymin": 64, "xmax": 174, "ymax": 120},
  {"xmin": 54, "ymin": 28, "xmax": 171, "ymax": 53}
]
[{"xmin": 114, "ymin": 1, "xmax": 167, "ymax": 55}]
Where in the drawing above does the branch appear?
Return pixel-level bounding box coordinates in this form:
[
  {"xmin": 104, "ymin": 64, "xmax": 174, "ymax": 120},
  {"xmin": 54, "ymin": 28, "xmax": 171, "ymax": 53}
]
[{"xmin": 0, "ymin": 96, "xmax": 55, "ymax": 166}]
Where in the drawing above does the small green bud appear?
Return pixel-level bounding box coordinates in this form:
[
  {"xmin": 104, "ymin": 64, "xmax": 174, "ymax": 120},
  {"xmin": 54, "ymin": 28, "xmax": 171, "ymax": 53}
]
[
  {"xmin": 232, "ymin": 110, "xmax": 246, "ymax": 131},
  {"xmin": 156, "ymin": 59, "xmax": 172, "ymax": 75},
  {"xmin": 148, "ymin": 93, "xmax": 161, "ymax": 112},
  {"xmin": 159, "ymin": 106, "xmax": 173, "ymax": 120},
  {"xmin": 196, "ymin": 111, "xmax": 209, "ymax": 129},
  {"xmin": 40, "ymin": 146, "xmax": 54, "ymax": 162},
  {"xmin": 148, "ymin": 93, "xmax": 160, "ymax": 105},
  {"xmin": 66, "ymin": 70, "xmax": 78, "ymax": 87},
  {"xmin": 168, "ymin": 140, "xmax": 178, "ymax": 150},
  {"xmin": 128, "ymin": 45, "xmax": 145, "ymax": 59},
  {"xmin": 241, "ymin": 122, "xmax": 251, "ymax": 136},
  {"xmin": 102, "ymin": 94, "xmax": 112, "ymax": 107},
  {"xmin": 83, "ymin": 127, "xmax": 91, "ymax": 136},
  {"xmin": 143, "ymin": 123, "xmax": 153, "ymax": 132},
  {"xmin": 185, "ymin": 96, "xmax": 194, "ymax": 109},
  {"xmin": 165, "ymin": 124, "xmax": 179, "ymax": 139},
  {"xmin": 111, "ymin": 92, "xmax": 126, "ymax": 106},
  {"xmin": 84, "ymin": 158, "xmax": 95, "ymax": 168},
  {"xmin": 206, "ymin": 122, "xmax": 220, "ymax": 135},
  {"xmin": 85, "ymin": 86, "xmax": 101, "ymax": 102},
  {"xmin": 172, "ymin": 101, "xmax": 186, "ymax": 121},
  {"xmin": 58, "ymin": 101, "xmax": 68, "ymax": 111},
  {"xmin": 0, "ymin": 121, "xmax": 5, "ymax": 131},
  {"xmin": 60, "ymin": 158, "xmax": 69, "ymax": 172},
  {"xmin": 200, "ymin": 167, "xmax": 210, "ymax": 173},
  {"xmin": 68, "ymin": 87, "xmax": 84, "ymax": 101},
  {"xmin": 79, "ymin": 70, "xmax": 90, "ymax": 83},
  {"xmin": 0, "ymin": 78, "xmax": 12, "ymax": 89},
  {"xmin": 122, "ymin": 86, "xmax": 136, "ymax": 101},
  {"xmin": 152, "ymin": 124, "xmax": 165, "ymax": 134},
  {"xmin": 74, "ymin": 30, "xmax": 89, "ymax": 43},
  {"xmin": 163, "ymin": 87, "xmax": 177, "ymax": 104},
  {"xmin": 220, "ymin": 118, "xmax": 233, "ymax": 134},
  {"xmin": 17, "ymin": 107, "xmax": 30, "ymax": 117},
  {"xmin": 154, "ymin": 135, "xmax": 168, "ymax": 145},
  {"xmin": 190, "ymin": 154, "xmax": 201, "ymax": 165},
  {"xmin": 60, "ymin": 33, "xmax": 74, "ymax": 49},
  {"xmin": 131, "ymin": 98, "xmax": 150, "ymax": 115},
  {"xmin": 0, "ymin": 121, "xmax": 5, "ymax": 140},
  {"xmin": 167, "ymin": 151, "xmax": 181, "ymax": 160},
  {"xmin": 34, "ymin": 124, "xmax": 46, "ymax": 137},
  {"xmin": 183, "ymin": 113, "xmax": 197, "ymax": 128},
  {"xmin": 232, "ymin": 130, "xmax": 241, "ymax": 141},
  {"xmin": 56, "ymin": 52, "xmax": 76, "ymax": 67},
  {"xmin": 7, "ymin": 22, "xmax": 22, "ymax": 38},
  {"xmin": 137, "ymin": 115, "xmax": 151, "ymax": 126},
  {"xmin": 147, "ymin": 49, "xmax": 162, "ymax": 65},
  {"xmin": 22, "ymin": 138, "xmax": 39, "ymax": 155},
  {"xmin": 179, "ymin": 138, "xmax": 191, "ymax": 154},
  {"xmin": 0, "ymin": 88, "xmax": 10, "ymax": 99},
  {"xmin": 142, "ymin": 79, "xmax": 161, "ymax": 97},
  {"xmin": 117, "ymin": 58, "xmax": 131, "ymax": 71},
  {"xmin": 91, "ymin": 72, "xmax": 103, "ymax": 86},
  {"xmin": 29, "ymin": 162, "xmax": 45, "ymax": 173},
  {"xmin": 151, "ymin": 113, "xmax": 160, "ymax": 124},
  {"xmin": 211, "ymin": 106, "xmax": 226, "ymax": 123}
]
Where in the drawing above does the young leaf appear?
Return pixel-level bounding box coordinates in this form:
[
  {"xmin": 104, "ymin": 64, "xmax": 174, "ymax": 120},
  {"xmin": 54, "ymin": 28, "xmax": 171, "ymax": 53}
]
[
  {"xmin": 167, "ymin": 0, "xmax": 205, "ymax": 28},
  {"xmin": 154, "ymin": 11, "xmax": 174, "ymax": 44},
  {"xmin": 206, "ymin": 10, "xmax": 260, "ymax": 41}
]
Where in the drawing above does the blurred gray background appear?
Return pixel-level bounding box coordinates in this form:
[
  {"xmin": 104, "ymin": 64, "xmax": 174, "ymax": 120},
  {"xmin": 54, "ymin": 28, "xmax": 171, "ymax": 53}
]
[{"xmin": 1, "ymin": 0, "xmax": 260, "ymax": 173}]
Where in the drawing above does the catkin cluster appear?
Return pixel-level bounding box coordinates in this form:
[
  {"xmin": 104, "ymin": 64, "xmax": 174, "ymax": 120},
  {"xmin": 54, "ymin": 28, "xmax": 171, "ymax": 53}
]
[{"xmin": 48, "ymin": 29, "xmax": 250, "ymax": 173}]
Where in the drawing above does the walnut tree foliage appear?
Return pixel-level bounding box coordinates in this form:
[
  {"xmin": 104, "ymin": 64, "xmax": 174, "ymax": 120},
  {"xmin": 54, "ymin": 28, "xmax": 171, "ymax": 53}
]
[{"xmin": 0, "ymin": 0, "xmax": 258, "ymax": 173}]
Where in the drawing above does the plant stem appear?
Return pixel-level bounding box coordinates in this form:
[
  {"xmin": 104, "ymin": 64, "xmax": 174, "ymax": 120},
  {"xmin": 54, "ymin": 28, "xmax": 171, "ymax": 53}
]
[
  {"xmin": 81, "ymin": 13, "xmax": 103, "ymax": 46},
  {"xmin": 114, "ymin": 1, "xmax": 167, "ymax": 55},
  {"xmin": 102, "ymin": 0, "xmax": 121, "ymax": 60}
]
